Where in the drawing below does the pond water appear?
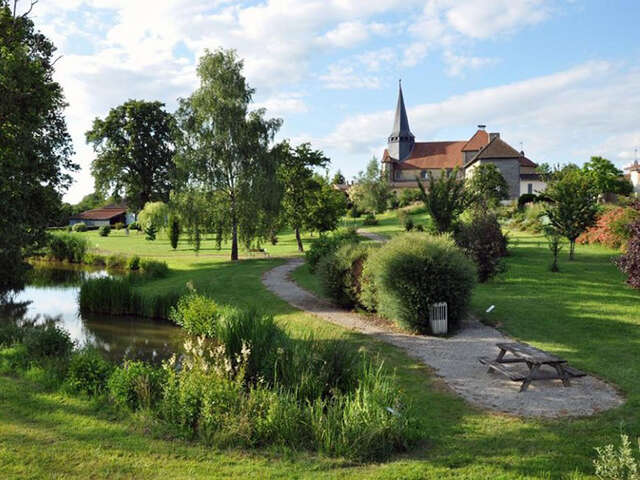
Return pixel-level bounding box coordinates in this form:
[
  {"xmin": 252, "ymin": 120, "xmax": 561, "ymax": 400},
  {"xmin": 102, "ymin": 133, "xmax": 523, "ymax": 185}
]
[{"xmin": 3, "ymin": 265, "xmax": 183, "ymax": 363}]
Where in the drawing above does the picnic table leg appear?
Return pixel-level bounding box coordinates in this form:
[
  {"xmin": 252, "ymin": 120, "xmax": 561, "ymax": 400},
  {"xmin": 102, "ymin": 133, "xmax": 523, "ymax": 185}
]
[
  {"xmin": 488, "ymin": 348, "xmax": 507, "ymax": 373},
  {"xmin": 520, "ymin": 363, "xmax": 540, "ymax": 392},
  {"xmin": 553, "ymin": 364, "xmax": 571, "ymax": 387}
]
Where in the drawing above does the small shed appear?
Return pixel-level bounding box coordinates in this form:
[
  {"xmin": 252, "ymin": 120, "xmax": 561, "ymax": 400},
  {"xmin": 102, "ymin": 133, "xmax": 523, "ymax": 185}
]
[{"xmin": 69, "ymin": 203, "xmax": 130, "ymax": 227}]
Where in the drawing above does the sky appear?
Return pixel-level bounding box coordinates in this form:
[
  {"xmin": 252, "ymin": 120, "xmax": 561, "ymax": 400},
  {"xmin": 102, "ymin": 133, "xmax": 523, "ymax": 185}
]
[{"xmin": 20, "ymin": 0, "xmax": 640, "ymax": 203}]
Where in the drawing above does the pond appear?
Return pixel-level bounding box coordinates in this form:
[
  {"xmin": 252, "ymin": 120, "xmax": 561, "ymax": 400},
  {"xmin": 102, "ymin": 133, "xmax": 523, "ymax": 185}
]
[{"xmin": 3, "ymin": 265, "xmax": 183, "ymax": 363}]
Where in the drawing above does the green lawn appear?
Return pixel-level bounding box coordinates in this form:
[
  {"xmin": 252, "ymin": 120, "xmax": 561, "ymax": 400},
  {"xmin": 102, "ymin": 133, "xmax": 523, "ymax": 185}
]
[{"xmin": 3, "ymin": 219, "xmax": 640, "ymax": 478}]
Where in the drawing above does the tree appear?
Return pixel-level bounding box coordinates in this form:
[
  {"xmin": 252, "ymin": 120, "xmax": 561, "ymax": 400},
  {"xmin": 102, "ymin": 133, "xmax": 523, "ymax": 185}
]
[
  {"xmin": 582, "ymin": 156, "xmax": 627, "ymax": 196},
  {"xmin": 278, "ymin": 142, "xmax": 329, "ymax": 251},
  {"xmin": 349, "ymin": 157, "xmax": 390, "ymax": 214},
  {"xmin": 86, "ymin": 100, "xmax": 176, "ymax": 212},
  {"xmin": 174, "ymin": 49, "xmax": 282, "ymax": 261},
  {"xmin": 138, "ymin": 201, "xmax": 169, "ymax": 233},
  {"xmin": 331, "ymin": 170, "xmax": 346, "ymax": 185},
  {"xmin": 305, "ymin": 174, "xmax": 348, "ymax": 234},
  {"xmin": 169, "ymin": 215, "xmax": 181, "ymax": 250},
  {"xmin": 0, "ymin": 2, "xmax": 77, "ymax": 295},
  {"xmin": 417, "ymin": 168, "xmax": 469, "ymax": 233},
  {"xmin": 466, "ymin": 163, "xmax": 509, "ymax": 207},
  {"xmin": 544, "ymin": 170, "xmax": 598, "ymax": 260}
]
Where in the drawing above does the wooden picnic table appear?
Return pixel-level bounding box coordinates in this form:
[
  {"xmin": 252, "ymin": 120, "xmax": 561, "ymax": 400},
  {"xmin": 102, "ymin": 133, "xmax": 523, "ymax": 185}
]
[{"xmin": 479, "ymin": 342, "xmax": 585, "ymax": 392}]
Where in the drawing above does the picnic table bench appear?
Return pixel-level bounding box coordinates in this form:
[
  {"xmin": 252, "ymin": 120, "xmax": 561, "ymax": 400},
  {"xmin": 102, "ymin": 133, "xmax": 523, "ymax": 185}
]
[{"xmin": 479, "ymin": 342, "xmax": 585, "ymax": 392}]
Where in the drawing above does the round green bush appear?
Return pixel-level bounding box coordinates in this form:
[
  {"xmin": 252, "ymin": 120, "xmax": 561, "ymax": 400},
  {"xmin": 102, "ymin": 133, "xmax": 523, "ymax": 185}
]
[
  {"xmin": 317, "ymin": 243, "xmax": 374, "ymax": 308},
  {"xmin": 108, "ymin": 361, "xmax": 166, "ymax": 410},
  {"xmin": 362, "ymin": 233, "xmax": 476, "ymax": 333},
  {"xmin": 98, "ymin": 225, "xmax": 111, "ymax": 237},
  {"xmin": 66, "ymin": 349, "xmax": 113, "ymax": 395},
  {"xmin": 23, "ymin": 324, "xmax": 74, "ymax": 359},
  {"xmin": 72, "ymin": 222, "xmax": 87, "ymax": 232}
]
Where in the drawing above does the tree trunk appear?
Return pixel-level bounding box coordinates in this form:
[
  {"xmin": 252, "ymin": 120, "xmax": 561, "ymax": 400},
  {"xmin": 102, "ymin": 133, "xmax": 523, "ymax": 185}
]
[
  {"xmin": 231, "ymin": 195, "xmax": 238, "ymax": 261},
  {"xmin": 569, "ymin": 239, "xmax": 575, "ymax": 260},
  {"xmin": 295, "ymin": 227, "xmax": 304, "ymax": 252}
]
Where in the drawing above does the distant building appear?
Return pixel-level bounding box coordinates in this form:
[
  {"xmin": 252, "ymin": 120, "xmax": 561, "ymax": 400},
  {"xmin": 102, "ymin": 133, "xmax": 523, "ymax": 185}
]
[
  {"xmin": 69, "ymin": 203, "xmax": 135, "ymax": 227},
  {"xmin": 624, "ymin": 161, "xmax": 640, "ymax": 196},
  {"xmin": 381, "ymin": 83, "xmax": 546, "ymax": 199}
]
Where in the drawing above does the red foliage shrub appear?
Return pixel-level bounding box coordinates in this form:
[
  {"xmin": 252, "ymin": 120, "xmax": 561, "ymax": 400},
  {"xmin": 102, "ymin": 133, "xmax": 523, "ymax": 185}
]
[
  {"xmin": 616, "ymin": 219, "xmax": 640, "ymax": 290},
  {"xmin": 577, "ymin": 206, "xmax": 640, "ymax": 249}
]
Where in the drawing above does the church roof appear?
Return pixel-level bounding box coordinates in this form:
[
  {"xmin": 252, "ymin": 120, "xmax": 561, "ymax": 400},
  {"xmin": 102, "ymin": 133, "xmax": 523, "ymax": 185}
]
[
  {"xmin": 461, "ymin": 129, "xmax": 489, "ymax": 151},
  {"xmin": 388, "ymin": 82, "xmax": 414, "ymax": 140},
  {"xmin": 384, "ymin": 141, "xmax": 466, "ymax": 170},
  {"xmin": 625, "ymin": 161, "xmax": 640, "ymax": 172}
]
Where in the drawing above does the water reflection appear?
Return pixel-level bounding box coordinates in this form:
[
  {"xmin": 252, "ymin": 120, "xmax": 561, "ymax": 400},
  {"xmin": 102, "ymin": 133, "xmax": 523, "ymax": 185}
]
[{"xmin": 0, "ymin": 265, "xmax": 182, "ymax": 363}]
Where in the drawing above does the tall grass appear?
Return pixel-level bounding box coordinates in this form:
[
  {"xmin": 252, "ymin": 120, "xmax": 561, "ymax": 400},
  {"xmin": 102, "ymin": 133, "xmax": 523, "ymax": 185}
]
[
  {"xmin": 46, "ymin": 234, "xmax": 88, "ymax": 263},
  {"xmin": 79, "ymin": 277, "xmax": 181, "ymax": 319}
]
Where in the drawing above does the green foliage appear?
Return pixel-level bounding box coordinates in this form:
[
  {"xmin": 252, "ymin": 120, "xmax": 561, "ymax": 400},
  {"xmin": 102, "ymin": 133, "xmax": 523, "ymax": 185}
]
[
  {"xmin": 174, "ymin": 48, "xmax": 282, "ymax": 261},
  {"xmin": 86, "ymin": 100, "xmax": 176, "ymax": 211},
  {"xmin": 0, "ymin": 5, "xmax": 77, "ymax": 295},
  {"xmin": 454, "ymin": 211, "xmax": 508, "ymax": 282},
  {"xmin": 466, "ymin": 163, "xmax": 509, "ymax": 207},
  {"xmin": 106, "ymin": 254, "xmax": 127, "ymax": 269},
  {"xmin": 98, "ymin": 225, "xmax": 111, "ymax": 237},
  {"xmin": 348, "ymin": 157, "xmax": 390, "ymax": 215},
  {"xmin": 518, "ymin": 193, "xmax": 538, "ymax": 209},
  {"xmin": 583, "ymin": 156, "xmax": 627, "ymax": 196},
  {"xmin": 23, "ymin": 324, "xmax": 74, "ymax": 360},
  {"xmin": 47, "ymin": 234, "xmax": 88, "ymax": 263},
  {"xmin": 362, "ymin": 233, "xmax": 476, "ymax": 332},
  {"xmin": 65, "ymin": 349, "xmax": 113, "ymax": 395},
  {"xmin": 113, "ymin": 222, "xmax": 125, "ymax": 230},
  {"xmin": 317, "ymin": 243, "xmax": 373, "ymax": 307},
  {"xmin": 304, "ymin": 229, "xmax": 360, "ymax": 273},
  {"xmin": 138, "ymin": 201, "xmax": 169, "ymax": 234},
  {"xmin": 72, "ymin": 222, "xmax": 88, "ymax": 232},
  {"xmin": 361, "ymin": 213, "xmax": 379, "ymax": 226},
  {"xmin": 128, "ymin": 221, "xmax": 140, "ymax": 231},
  {"xmin": 127, "ymin": 255, "xmax": 141, "ymax": 270},
  {"xmin": 544, "ymin": 169, "xmax": 599, "ymax": 259},
  {"xmin": 144, "ymin": 223, "xmax": 158, "ymax": 241},
  {"xmin": 304, "ymin": 175, "xmax": 348, "ymax": 236},
  {"xmin": 169, "ymin": 292, "xmax": 221, "ymax": 337},
  {"xmin": 544, "ymin": 226, "xmax": 563, "ymax": 272},
  {"xmin": 417, "ymin": 168, "xmax": 469, "ymax": 233},
  {"xmin": 169, "ymin": 216, "xmax": 181, "ymax": 250},
  {"xmin": 82, "ymin": 253, "xmax": 106, "ymax": 266},
  {"xmin": 397, "ymin": 210, "xmax": 414, "ymax": 231},
  {"xmin": 349, "ymin": 206, "xmax": 362, "ymax": 218},
  {"xmin": 398, "ymin": 188, "xmax": 421, "ymax": 207},
  {"xmin": 331, "ymin": 170, "xmax": 346, "ymax": 185},
  {"xmin": 109, "ymin": 361, "xmax": 166, "ymax": 410},
  {"xmin": 616, "ymin": 217, "xmax": 640, "ymax": 290},
  {"xmin": 140, "ymin": 259, "xmax": 169, "ymax": 278},
  {"xmin": 594, "ymin": 434, "xmax": 640, "ymax": 480}
]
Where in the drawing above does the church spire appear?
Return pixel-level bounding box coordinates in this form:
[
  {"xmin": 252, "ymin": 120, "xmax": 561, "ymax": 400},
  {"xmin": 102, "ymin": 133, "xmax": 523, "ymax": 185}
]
[{"xmin": 387, "ymin": 80, "xmax": 415, "ymax": 161}]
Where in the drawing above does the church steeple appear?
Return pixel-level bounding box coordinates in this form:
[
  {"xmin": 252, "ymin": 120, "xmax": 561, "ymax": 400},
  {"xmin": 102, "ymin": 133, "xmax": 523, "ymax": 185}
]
[{"xmin": 387, "ymin": 80, "xmax": 415, "ymax": 162}]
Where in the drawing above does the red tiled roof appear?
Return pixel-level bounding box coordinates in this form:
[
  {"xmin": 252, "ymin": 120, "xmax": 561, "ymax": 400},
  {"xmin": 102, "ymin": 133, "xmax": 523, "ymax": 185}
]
[
  {"xmin": 394, "ymin": 141, "xmax": 466, "ymax": 170},
  {"xmin": 625, "ymin": 161, "xmax": 640, "ymax": 172},
  {"xmin": 461, "ymin": 129, "xmax": 489, "ymax": 152},
  {"xmin": 519, "ymin": 156, "xmax": 538, "ymax": 168},
  {"xmin": 71, "ymin": 205, "xmax": 127, "ymax": 221}
]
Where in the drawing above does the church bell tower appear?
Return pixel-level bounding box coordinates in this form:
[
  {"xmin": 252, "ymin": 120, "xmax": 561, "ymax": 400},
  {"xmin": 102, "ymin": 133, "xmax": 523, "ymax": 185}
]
[{"xmin": 387, "ymin": 81, "xmax": 415, "ymax": 162}]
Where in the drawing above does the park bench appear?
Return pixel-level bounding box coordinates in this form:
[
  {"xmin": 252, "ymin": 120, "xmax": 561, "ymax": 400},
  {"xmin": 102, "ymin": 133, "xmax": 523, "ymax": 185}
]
[{"xmin": 479, "ymin": 342, "xmax": 585, "ymax": 392}]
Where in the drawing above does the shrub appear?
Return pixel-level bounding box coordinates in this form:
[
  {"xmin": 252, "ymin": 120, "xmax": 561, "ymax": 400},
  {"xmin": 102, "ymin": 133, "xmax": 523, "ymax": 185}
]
[
  {"xmin": 362, "ymin": 233, "xmax": 476, "ymax": 333},
  {"xmin": 578, "ymin": 205, "xmax": 640, "ymax": 250},
  {"xmin": 396, "ymin": 210, "xmax": 414, "ymax": 231},
  {"xmin": 23, "ymin": 324, "xmax": 74, "ymax": 359},
  {"xmin": 169, "ymin": 293, "xmax": 221, "ymax": 337},
  {"xmin": 113, "ymin": 222, "xmax": 125, "ymax": 230},
  {"xmin": 65, "ymin": 349, "xmax": 113, "ymax": 395},
  {"xmin": 82, "ymin": 252, "xmax": 106, "ymax": 266},
  {"xmin": 140, "ymin": 259, "xmax": 169, "ymax": 278},
  {"xmin": 593, "ymin": 434, "xmax": 640, "ymax": 480},
  {"xmin": 317, "ymin": 243, "xmax": 373, "ymax": 308},
  {"xmin": 47, "ymin": 234, "xmax": 88, "ymax": 263},
  {"xmin": 127, "ymin": 255, "xmax": 141, "ymax": 271},
  {"xmin": 454, "ymin": 212, "xmax": 508, "ymax": 282},
  {"xmin": 361, "ymin": 213, "xmax": 379, "ymax": 226},
  {"xmin": 0, "ymin": 344, "xmax": 30, "ymax": 373},
  {"xmin": 415, "ymin": 224, "xmax": 424, "ymax": 232},
  {"xmin": 72, "ymin": 222, "xmax": 87, "ymax": 232},
  {"xmin": 517, "ymin": 193, "xmax": 537, "ymax": 209},
  {"xmin": 305, "ymin": 229, "xmax": 360, "ymax": 273},
  {"xmin": 98, "ymin": 225, "xmax": 111, "ymax": 237},
  {"xmin": 0, "ymin": 322, "xmax": 25, "ymax": 347},
  {"xmin": 106, "ymin": 254, "xmax": 127, "ymax": 269},
  {"xmin": 144, "ymin": 223, "xmax": 158, "ymax": 241},
  {"xmin": 109, "ymin": 361, "xmax": 166, "ymax": 410},
  {"xmin": 128, "ymin": 221, "xmax": 140, "ymax": 231},
  {"xmin": 169, "ymin": 216, "xmax": 181, "ymax": 250},
  {"xmin": 616, "ymin": 218, "xmax": 640, "ymax": 290},
  {"xmin": 398, "ymin": 188, "xmax": 421, "ymax": 207}
]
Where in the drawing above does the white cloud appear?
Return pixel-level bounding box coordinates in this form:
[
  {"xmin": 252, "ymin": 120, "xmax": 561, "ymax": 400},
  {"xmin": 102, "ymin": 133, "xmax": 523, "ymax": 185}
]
[
  {"xmin": 319, "ymin": 64, "xmax": 381, "ymax": 90},
  {"xmin": 320, "ymin": 61, "xmax": 640, "ymax": 171},
  {"xmin": 319, "ymin": 21, "xmax": 370, "ymax": 48},
  {"xmin": 444, "ymin": 51, "xmax": 499, "ymax": 77},
  {"xmin": 254, "ymin": 93, "xmax": 309, "ymax": 116}
]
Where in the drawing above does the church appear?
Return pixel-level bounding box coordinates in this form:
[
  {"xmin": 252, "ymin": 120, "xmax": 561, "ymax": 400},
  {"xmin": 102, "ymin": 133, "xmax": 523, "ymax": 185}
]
[{"xmin": 381, "ymin": 84, "xmax": 545, "ymax": 199}]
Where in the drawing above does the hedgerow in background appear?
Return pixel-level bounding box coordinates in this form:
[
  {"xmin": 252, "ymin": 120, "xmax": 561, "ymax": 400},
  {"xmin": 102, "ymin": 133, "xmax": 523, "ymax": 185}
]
[
  {"xmin": 304, "ymin": 229, "xmax": 360, "ymax": 273},
  {"xmin": 362, "ymin": 233, "xmax": 476, "ymax": 333},
  {"xmin": 317, "ymin": 243, "xmax": 374, "ymax": 308}
]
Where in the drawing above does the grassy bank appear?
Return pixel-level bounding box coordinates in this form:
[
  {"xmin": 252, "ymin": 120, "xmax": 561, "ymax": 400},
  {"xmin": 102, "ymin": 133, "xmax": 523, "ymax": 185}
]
[{"xmin": 3, "ymin": 220, "xmax": 640, "ymax": 477}]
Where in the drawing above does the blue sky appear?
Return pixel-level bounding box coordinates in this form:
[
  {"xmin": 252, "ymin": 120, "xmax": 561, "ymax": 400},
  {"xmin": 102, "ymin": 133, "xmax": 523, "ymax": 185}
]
[{"xmin": 26, "ymin": 0, "xmax": 640, "ymax": 202}]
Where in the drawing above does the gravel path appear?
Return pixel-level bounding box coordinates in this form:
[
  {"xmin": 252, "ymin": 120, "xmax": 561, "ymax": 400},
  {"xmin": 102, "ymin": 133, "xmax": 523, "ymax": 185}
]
[{"xmin": 262, "ymin": 255, "xmax": 624, "ymax": 418}]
